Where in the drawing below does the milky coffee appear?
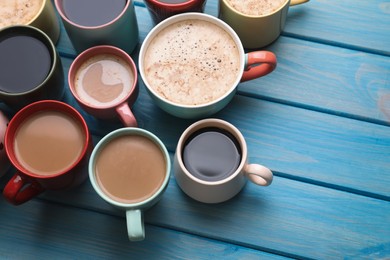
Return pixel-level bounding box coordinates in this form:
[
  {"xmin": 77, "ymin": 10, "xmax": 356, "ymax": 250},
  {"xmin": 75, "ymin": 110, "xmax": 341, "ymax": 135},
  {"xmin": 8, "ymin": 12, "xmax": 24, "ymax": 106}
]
[
  {"xmin": 0, "ymin": 0, "xmax": 44, "ymax": 27},
  {"xmin": 224, "ymin": 0, "xmax": 286, "ymax": 16},
  {"xmin": 74, "ymin": 54, "xmax": 134, "ymax": 108},
  {"xmin": 14, "ymin": 111, "xmax": 86, "ymax": 175},
  {"xmin": 95, "ymin": 135, "xmax": 166, "ymax": 204},
  {"xmin": 143, "ymin": 19, "xmax": 241, "ymax": 106}
]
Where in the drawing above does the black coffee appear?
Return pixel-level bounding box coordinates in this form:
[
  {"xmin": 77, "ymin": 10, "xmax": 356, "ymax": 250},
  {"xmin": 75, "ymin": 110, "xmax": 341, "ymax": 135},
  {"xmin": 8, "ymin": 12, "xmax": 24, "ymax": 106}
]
[
  {"xmin": 157, "ymin": 0, "xmax": 190, "ymax": 3},
  {"xmin": 0, "ymin": 34, "xmax": 51, "ymax": 93},
  {"xmin": 62, "ymin": 0, "xmax": 127, "ymax": 27},
  {"xmin": 182, "ymin": 127, "xmax": 242, "ymax": 182}
]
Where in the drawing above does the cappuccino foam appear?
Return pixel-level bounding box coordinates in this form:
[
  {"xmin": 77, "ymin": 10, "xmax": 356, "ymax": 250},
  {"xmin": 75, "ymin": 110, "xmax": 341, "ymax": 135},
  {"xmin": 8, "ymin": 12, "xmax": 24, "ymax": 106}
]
[
  {"xmin": 144, "ymin": 19, "xmax": 241, "ymax": 106},
  {"xmin": 0, "ymin": 0, "xmax": 43, "ymax": 27},
  {"xmin": 75, "ymin": 54, "xmax": 134, "ymax": 108},
  {"xmin": 225, "ymin": 0, "xmax": 286, "ymax": 16}
]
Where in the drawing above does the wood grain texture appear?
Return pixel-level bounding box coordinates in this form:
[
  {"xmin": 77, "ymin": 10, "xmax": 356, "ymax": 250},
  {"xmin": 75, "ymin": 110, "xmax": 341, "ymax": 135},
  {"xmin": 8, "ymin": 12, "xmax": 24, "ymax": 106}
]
[{"xmin": 0, "ymin": 198, "xmax": 283, "ymax": 259}]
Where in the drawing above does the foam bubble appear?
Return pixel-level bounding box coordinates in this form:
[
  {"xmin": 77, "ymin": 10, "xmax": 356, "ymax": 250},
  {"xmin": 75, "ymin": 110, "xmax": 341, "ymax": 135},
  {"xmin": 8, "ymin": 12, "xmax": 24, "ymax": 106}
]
[
  {"xmin": 0, "ymin": 0, "xmax": 43, "ymax": 27},
  {"xmin": 225, "ymin": 0, "xmax": 286, "ymax": 16}
]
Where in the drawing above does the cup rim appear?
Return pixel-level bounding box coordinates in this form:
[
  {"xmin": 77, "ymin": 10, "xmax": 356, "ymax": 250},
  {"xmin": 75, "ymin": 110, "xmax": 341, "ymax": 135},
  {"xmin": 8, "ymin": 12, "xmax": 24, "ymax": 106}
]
[
  {"xmin": 27, "ymin": 0, "xmax": 47, "ymax": 25},
  {"xmin": 68, "ymin": 45, "xmax": 138, "ymax": 110},
  {"xmin": 176, "ymin": 118, "xmax": 248, "ymax": 185},
  {"xmin": 138, "ymin": 12, "xmax": 245, "ymax": 109},
  {"xmin": 88, "ymin": 127, "xmax": 171, "ymax": 208},
  {"xmin": 145, "ymin": 0, "xmax": 202, "ymax": 8},
  {"xmin": 4, "ymin": 100, "xmax": 90, "ymax": 179},
  {"xmin": 0, "ymin": 25, "xmax": 58, "ymax": 97},
  {"xmin": 54, "ymin": 0, "xmax": 130, "ymax": 29},
  {"xmin": 222, "ymin": 0, "xmax": 289, "ymax": 18}
]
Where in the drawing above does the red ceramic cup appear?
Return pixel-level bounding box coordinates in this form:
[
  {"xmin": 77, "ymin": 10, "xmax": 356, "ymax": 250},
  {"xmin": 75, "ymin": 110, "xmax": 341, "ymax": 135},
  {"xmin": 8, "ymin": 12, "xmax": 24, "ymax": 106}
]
[
  {"xmin": 68, "ymin": 45, "xmax": 139, "ymax": 127},
  {"xmin": 144, "ymin": 0, "xmax": 207, "ymax": 24},
  {"xmin": 3, "ymin": 100, "xmax": 92, "ymax": 205}
]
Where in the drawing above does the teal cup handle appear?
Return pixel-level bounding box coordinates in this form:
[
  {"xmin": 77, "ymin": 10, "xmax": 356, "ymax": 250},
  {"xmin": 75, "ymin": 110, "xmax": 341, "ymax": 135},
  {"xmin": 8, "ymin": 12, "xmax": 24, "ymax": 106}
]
[{"xmin": 126, "ymin": 209, "xmax": 144, "ymax": 241}]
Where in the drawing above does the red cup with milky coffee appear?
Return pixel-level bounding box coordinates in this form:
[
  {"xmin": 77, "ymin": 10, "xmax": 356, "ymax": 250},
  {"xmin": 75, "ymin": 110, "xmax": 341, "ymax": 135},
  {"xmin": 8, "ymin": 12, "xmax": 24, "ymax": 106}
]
[
  {"xmin": 3, "ymin": 100, "xmax": 92, "ymax": 205},
  {"xmin": 68, "ymin": 45, "xmax": 139, "ymax": 127}
]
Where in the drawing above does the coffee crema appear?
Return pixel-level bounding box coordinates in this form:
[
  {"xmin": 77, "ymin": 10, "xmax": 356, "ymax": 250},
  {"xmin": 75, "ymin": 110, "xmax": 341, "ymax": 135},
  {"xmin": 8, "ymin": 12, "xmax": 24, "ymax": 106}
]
[
  {"xmin": 0, "ymin": 0, "xmax": 43, "ymax": 27},
  {"xmin": 183, "ymin": 127, "xmax": 242, "ymax": 182},
  {"xmin": 74, "ymin": 54, "xmax": 134, "ymax": 107},
  {"xmin": 224, "ymin": 0, "xmax": 286, "ymax": 16},
  {"xmin": 95, "ymin": 135, "xmax": 166, "ymax": 204},
  {"xmin": 143, "ymin": 19, "xmax": 241, "ymax": 106},
  {"xmin": 14, "ymin": 111, "xmax": 85, "ymax": 175}
]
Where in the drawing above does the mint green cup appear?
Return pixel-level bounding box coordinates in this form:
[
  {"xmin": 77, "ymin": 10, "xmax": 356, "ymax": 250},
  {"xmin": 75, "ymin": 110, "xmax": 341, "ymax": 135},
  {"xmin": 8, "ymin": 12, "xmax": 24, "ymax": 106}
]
[
  {"xmin": 54, "ymin": 0, "xmax": 139, "ymax": 54},
  {"xmin": 88, "ymin": 128, "xmax": 171, "ymax": 241}
]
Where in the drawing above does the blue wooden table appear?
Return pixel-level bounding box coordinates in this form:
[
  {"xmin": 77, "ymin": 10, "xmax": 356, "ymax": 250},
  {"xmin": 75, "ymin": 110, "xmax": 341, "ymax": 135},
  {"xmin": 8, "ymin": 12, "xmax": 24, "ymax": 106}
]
[{"xmin": 1, "ymin": 1, "xmax": 389, "ymax": 259}]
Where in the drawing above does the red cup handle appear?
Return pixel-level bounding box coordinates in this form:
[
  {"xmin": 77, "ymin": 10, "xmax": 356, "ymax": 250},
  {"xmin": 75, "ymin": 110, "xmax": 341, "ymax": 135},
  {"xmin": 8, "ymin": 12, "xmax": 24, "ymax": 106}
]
[
  {"xmin": 3, "ymin": 173, "xmax": 45, "ymax": 205},
  {"xmin": 116, "ymin": 102, "xmax": 138, "ymax": 127},
  {"xmin": 241, "ymin": 51, "xmax": 277, "ymax": 82}
]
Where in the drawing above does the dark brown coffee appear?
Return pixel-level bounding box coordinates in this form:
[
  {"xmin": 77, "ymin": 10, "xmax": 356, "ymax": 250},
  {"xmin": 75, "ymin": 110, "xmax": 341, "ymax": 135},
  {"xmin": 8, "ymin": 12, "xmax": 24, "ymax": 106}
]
[
  {"xmin": 95, "ymin": 135, "xmax": 166, "ymax": 204},
  {"xmin": 61, "ymin": 0, "xmax": 127, "ymax": 27},
  {"xmin": 0, "ymin": 34, "xmax": 51, "ymax": 93},
  {"xmin": 183, "ymin": 127, "xmax": 242, "ymax": 181},
  {"xmin": 14, "ymin": 111, "xmax": 86, "ymax": 175}
]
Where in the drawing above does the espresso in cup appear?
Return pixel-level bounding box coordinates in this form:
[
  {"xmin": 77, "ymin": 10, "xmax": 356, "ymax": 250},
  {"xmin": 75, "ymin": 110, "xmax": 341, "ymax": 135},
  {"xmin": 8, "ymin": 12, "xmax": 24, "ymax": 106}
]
[
  {"xmin": 224, "ymin": 0, "xmax": 286, "ymax": 16},
  {"xmin": 183, "ymin": 127, "xmax": 241, "ymax": 182},
  {"xmin": 0, "ymin": 0, "xmax": 44, "ymax": 27},
  {"xmin": 14, "ymin": 110, "xmax": 85, "ymax": 175},
  {"xmin": 95, "ymin": 134, "xmax": 166, "ymax": 204},
  {"xmin": 61, "ymin": 0, "xmax": 126, "ymax": 27},
  {"xmin": 74, "ymin": 54, "xmax": 135, "ymax": 108},
  {"xmin": 144, "ymin": 19, "xmax": 241, "ymax": 106},
  {"xmin": 0, "ymin": 32, "xmax": 51, "ymax": 93}
]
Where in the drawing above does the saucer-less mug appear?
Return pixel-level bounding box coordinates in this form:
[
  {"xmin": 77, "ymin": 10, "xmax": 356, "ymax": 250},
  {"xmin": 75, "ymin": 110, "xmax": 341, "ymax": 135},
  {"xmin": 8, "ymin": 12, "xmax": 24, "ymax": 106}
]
[
  {"xmin": 139, "ymin": 13, "xmax": 277, "ymax": 119},
  {"xmin": 0, "ymin": 0, "xmax": 60, "ymax": 43},
  {"xmin": 218, "ymin": 0, "xmax": 309, "ymax": 49},
  {"xmin": 3, "ymin": 100, "xmax": 92, "ymax": 205},
  {"xmin": 174, "ymin": 118, "xmax": 273, "ymax": 203}
]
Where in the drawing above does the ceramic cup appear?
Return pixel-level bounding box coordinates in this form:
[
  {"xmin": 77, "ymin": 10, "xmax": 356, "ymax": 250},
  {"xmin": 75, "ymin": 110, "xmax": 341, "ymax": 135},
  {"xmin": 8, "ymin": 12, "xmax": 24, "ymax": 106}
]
[
  {"xmin": 138, "ymin": 12, "xmax": 277, "ymax": 119},
  {"xmin": 0, "ymin": 0, "xmax": 60, "ymax": 44},
  {"xmin": 0, "ymin": 110, "xmax": 10, "ymax": 178},
  {"xmin": 144, "ymin": 0, "xmax": 207, "ymax": 24},
  {"xmin": 54, "ymin": 0, "xmax": 139, "ymax": 54},
  {"xmin": 3, "ymin": 100, "xmax": 92, "ymax": 205},
  {"xmin": 89, "ymin": 127, "xmax": 171, "ymax": 241},
  {"xmin": 218, "ymin": 0, "xmax": 309, "ymax": 49},
  {"xmin": 68, "ymin": 45, "xmax": 139, "ymax": 127},
  {"xmin": 0, "ymin": 26, "xmax": 64, "ymax": 111},
  {"xmin": 174, "ymin": 118, "xmax": 273, "ymax": 203}
]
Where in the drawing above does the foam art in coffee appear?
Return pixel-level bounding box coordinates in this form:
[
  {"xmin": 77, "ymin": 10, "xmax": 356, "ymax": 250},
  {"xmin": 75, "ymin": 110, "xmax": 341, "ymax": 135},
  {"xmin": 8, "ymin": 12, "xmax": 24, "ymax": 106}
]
[
  {"xmin": 224, "ymin": 0, "xmax": 286, "ymax": 16},
  {"xmin": 0, "ymin": 0, "xmax": 44, "ymax": 27},
  {"xmin": 74, "ymin": 54, "xmax": 134, "ymax": 108},
  {"xmin": 143, "ymin": 19, "xmax": 241, "ymax": 106},
  {"xmin": 14, "ymin": 111, "xmax": 86, "ymax": 175},
  {"xmin": 95, "ymin": 135, "xmax": 166, "ymax": 204}
]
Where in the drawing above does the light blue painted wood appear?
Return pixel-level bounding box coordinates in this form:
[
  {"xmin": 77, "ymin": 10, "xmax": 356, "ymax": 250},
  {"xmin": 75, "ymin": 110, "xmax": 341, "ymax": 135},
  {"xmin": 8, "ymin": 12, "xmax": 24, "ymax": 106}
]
[{"xmin": 0, "ymin": 198, "xmax": 284, "ymax": 259}]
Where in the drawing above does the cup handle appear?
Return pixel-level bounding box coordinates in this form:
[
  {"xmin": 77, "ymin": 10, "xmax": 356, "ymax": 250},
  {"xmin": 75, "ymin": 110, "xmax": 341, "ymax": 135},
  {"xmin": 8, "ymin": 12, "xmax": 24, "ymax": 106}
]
[
  {"xmin": 116, "ymin": 103, "xmax": 138, "ymax": 127},
  {"xmin": 290, "ymin": 0, "xmax": 309, "ymax": 6},
  {"xmin": 3, "ymin": 173, "xmax": 45, "ymax": 205},
  {"xmin": 126, "ymin": 209, "xmax": 145, "ymax": 241},
  {"xmin": 241, "ymin": 51, "xmax": 277, "ymax": 82},
  {"xmin": 244, "ymin": 164, "xmax": 273, "ymax": 186}
]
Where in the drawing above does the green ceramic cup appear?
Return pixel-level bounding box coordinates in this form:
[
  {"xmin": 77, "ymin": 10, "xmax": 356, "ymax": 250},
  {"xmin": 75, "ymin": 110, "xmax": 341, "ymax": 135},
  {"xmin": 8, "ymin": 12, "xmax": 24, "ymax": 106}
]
[
  {"xmin": 89, "ymin": 128, "xmax": 171, "ymax": 241},
  {"xmin": 54, "ymin": 0, "xmax": 139, "ymax": 54}
]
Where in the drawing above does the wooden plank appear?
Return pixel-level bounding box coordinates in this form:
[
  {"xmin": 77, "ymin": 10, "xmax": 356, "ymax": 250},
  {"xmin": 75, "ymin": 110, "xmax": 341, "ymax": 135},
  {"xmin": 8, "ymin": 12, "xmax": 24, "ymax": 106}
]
[
  {"xmin": 201, "ymin": 0, "xmax": 390, "ymax": 55},
  {"xmin": 34, "ymin": 173, "xmax": 390, "ymax": 259},
  {"xmin": 0, "ymin": 198, "xmax": 283, "ymax": 259}
]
